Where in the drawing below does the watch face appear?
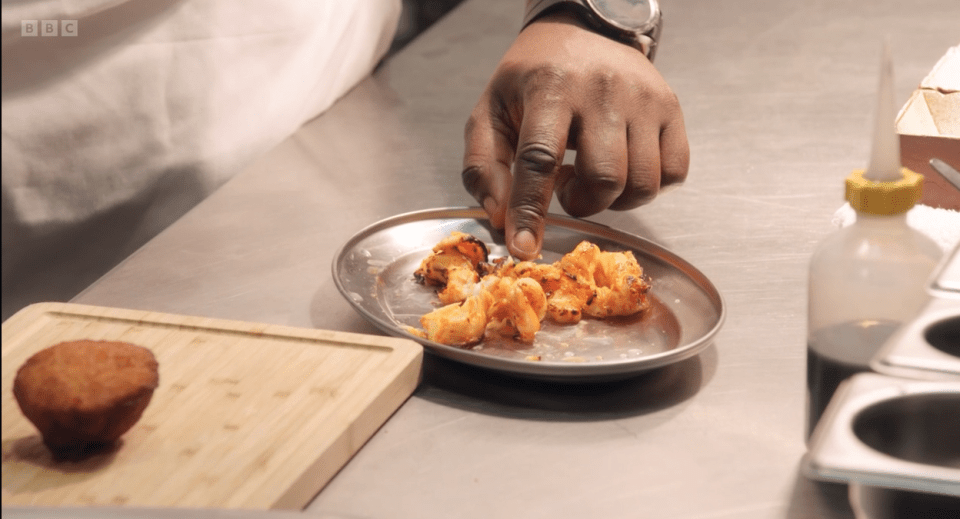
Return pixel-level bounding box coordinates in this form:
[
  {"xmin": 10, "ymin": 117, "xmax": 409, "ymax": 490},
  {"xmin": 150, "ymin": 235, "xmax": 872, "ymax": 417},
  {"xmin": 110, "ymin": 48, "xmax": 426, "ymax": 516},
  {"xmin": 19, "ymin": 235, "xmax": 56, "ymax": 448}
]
[{"xmin": 587, "ymin": 0, "xmax": 659, "ymax": 31}]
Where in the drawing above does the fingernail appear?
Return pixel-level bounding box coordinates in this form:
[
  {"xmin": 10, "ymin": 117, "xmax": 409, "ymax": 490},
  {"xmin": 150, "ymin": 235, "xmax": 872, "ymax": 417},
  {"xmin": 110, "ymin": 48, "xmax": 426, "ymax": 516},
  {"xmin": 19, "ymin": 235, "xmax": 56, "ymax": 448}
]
[{"xmin": 512, "ymin": 230, "xmax": 538, "ymax": 258}]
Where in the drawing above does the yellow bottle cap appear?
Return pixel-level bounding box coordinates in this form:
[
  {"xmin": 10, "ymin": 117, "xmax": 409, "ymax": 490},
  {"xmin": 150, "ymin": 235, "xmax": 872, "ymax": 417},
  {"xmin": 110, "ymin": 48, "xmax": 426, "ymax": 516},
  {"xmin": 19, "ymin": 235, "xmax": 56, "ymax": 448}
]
[{"xmin": 845, "ymin": 167, "xmax": 923, "ymax": 215}]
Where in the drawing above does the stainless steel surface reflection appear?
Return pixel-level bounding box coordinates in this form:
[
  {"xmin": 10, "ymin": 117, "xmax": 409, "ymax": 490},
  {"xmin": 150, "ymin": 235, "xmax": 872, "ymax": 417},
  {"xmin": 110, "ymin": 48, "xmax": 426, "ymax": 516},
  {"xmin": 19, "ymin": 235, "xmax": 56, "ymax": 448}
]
[
  {"xmin": 853, "ymin": 393, "xmax": 960, "ymax": 469},
  {"xmin": 871, "ymin": 246, "xmax": 960, "ymax": 380},
  {"xmin": 804, "ymin": 373, "xmax": 960, "ymax": 496},
  {"xmin": 870, "ymin": 299, "xmax": 960, "ymax": 380},
  {"xmin": 932, "ymin": 245, "xmax": 960, "ymax": 294},
  {"xmin": 333, "ymin": 208, "xmax": 725, "ymax": 381},
  {"xmin": 2, "ymin": 508, "xmax": 309, "ymax": 519},
  {"xmin": 927, "ymin": 316, "xmax": 960, "ymax": 357},
  {"xmin": 849, "ymin": 484, "xmax": 960, "ymax": 519},
  {"xmin": 66, "ymin": 0, "xmax": 960, "ymax": 516}
]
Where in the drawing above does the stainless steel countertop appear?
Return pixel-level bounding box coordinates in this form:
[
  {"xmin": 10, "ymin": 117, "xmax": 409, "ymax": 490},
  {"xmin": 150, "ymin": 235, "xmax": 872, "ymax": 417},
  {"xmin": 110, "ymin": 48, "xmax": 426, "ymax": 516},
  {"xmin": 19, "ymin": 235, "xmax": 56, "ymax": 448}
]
[{"xmin": 65, "ymin": 0, "xmax": 960, "ymax": 517}]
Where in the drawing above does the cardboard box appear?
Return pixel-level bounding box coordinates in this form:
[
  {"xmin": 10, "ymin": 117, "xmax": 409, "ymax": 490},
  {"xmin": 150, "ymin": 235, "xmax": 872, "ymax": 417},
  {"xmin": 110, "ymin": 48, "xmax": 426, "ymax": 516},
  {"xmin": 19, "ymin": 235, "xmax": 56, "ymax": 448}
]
[{"xmin": 897, "ymin": 45, "xmax": 960, "ymax": 210}]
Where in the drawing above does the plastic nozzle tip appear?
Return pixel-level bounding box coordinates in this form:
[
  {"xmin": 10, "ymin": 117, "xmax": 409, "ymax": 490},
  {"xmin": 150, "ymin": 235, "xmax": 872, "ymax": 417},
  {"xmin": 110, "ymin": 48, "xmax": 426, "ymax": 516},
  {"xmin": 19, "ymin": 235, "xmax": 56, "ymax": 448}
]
[{"xmin": 864, "ymin": 39, "xmax": 902, "ymax": 182}]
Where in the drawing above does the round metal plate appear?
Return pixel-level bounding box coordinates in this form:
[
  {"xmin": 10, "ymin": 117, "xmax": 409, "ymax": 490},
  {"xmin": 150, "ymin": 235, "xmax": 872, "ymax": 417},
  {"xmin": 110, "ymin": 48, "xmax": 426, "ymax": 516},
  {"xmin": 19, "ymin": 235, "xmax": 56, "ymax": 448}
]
[{"xmin": 332, "ymin": 208, "xmax": 725, "ymax": 382}]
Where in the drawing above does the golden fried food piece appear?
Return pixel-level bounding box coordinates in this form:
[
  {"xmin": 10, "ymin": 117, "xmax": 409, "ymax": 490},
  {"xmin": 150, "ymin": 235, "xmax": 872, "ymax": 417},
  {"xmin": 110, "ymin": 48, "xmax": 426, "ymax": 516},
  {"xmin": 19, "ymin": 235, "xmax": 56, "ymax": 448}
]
[
  {"xmin": 418, "ymin": 293, "xmax": 492, "ymax": 346},
  {"xmin": 13, "ymin": 340, "xmax": 159, "ymax": 455},
  {"xmin": 413, "ymin": 234, "xmax": 651, "ymax": 347},
  {"xmin": 496, "ymin": 258, "xmax": 594, "ymax": 324},
  {"xmin": 560, "ymin": 241, "xmax": 651, "ymax": 318},
  {"xmin": 413, "ymin": 231, "xmax": 489, "ymax": 286},
  {"xmin": 587, "ymin": 261, "xmax": 650, "ymax": 318},
  {"xmin": 514, "ymin": 277, "xmax": 548, "ymax": 322},
  {"xmin": 437, "ymin": 265, "xmax": 480, "ymax": 305},
  {"xmin": 418, "ymin": 275, "xmax": 548, "ymax": 345},
  {"xmin": 482, "ymin": 276, "xmax": 546, "ymax": 343}
]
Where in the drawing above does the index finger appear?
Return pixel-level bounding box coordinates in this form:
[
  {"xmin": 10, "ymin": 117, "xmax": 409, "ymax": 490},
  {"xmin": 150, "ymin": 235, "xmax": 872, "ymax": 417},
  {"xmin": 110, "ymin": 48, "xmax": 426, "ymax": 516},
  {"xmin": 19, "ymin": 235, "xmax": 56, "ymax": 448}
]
[{"xmin": 507, "ymin": 95, "xmax": 572, "ymax": 260}]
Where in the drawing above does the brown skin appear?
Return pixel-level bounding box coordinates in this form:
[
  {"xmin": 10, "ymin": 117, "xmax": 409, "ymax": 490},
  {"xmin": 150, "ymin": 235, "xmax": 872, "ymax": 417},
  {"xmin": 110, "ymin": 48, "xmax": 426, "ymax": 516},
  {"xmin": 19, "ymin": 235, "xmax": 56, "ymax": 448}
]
[{"xmin": 462, "ymin": 12, "xmax": 689, "ymax": 260}]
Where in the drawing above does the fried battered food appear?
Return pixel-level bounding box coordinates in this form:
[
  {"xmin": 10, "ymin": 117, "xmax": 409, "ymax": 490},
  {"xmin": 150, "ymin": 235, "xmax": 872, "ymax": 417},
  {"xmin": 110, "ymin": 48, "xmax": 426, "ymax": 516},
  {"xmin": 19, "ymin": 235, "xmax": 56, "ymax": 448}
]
[
  {"xmin": 557, "ymin": 241, "xmax": 650, "ymax": 319},
  {"xmin": 483, "ymin": 275, "xmax": 547, "ymax": 343},
  {"xmin": 13, "ymin": 340, "xmax": 159, "ymax": 455},
  {"xmin": 498, "ymin": 259, "xmax": 595, "ymax": 324},
  {"xmin": 416, "ymin": 294, "xmax": 491, "ymax": 347},
  {"xmin": 413, "ymin": 231, "xmax": 488, "ymax": 286},
  {"xmin": 412, "ymin": 232, "xmax": 652, "ymax": 347},
  {"xmin": 413, "ymin": 275, "xmax": 547, "ymax": 346},
  {"xmin": 436, "ymin": 265, "xmax": 480, "ymax": 305}
]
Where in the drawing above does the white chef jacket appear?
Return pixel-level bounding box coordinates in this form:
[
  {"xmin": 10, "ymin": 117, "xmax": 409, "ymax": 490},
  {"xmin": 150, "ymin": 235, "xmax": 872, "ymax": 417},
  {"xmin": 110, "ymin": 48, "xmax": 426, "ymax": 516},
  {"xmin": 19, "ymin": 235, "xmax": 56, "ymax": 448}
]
[{"xmin": 1, "ymin": 0, "xmax": 401, "ymax": 319}]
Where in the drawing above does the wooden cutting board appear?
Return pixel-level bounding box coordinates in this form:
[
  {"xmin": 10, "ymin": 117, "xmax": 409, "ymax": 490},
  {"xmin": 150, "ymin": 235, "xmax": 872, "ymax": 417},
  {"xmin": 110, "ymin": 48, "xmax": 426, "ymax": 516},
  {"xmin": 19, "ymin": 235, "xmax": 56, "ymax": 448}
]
[{"xmin": 1, "ymin": 303, "xmax": 423, "ymax": 510}]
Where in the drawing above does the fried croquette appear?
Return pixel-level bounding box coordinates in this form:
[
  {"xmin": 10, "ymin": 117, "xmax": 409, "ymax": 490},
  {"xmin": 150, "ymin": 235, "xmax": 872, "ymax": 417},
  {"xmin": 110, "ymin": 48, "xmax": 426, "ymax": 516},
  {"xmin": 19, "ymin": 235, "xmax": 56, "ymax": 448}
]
[{"xmin": 13, "ymin": 340, "xmax": 159, "ymax": 455}]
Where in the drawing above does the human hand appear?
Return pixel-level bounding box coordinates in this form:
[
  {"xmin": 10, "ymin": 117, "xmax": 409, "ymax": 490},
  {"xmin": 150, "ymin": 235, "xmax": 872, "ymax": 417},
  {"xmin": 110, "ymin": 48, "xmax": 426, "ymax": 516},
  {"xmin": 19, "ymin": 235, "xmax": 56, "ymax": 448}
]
[{"xmin": 462, "ymin": 11, "xmax": 689, "ymax": 260}]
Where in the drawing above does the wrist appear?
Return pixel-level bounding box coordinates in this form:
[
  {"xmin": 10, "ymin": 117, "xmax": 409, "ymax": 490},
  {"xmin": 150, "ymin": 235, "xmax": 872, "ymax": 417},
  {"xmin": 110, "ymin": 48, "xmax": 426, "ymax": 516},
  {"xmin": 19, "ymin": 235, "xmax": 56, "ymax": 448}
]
[
  {"xmin": 522, "ymin": 0, "xmax": 662, "ymax": 62},
  {"xmin": 522, "ymin": 9, "xmax": 590, "ymax": 32}
]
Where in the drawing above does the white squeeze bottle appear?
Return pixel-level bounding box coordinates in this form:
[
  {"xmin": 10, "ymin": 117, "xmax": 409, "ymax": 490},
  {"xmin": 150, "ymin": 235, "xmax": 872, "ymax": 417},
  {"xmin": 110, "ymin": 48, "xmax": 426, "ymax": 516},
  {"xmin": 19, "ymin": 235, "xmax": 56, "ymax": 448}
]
[{"xmin": 805, "ymin": 42, "xmax": 942, "ymax": 440}]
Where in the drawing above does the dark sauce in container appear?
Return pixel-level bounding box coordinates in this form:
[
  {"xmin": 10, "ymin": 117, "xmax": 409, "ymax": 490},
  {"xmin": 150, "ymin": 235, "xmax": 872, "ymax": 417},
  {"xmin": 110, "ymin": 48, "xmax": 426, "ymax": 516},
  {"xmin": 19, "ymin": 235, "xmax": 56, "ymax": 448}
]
[{"xmin": 806, "ymin": 320, "xmax": 899, "ymax": 440}]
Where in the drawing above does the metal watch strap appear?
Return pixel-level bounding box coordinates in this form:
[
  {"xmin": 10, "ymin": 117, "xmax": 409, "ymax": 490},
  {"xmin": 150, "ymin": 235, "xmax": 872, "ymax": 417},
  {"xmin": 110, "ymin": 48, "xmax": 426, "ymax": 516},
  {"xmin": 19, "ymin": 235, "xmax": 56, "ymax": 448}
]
[{"xmin": 522, "ymin": 0, "xmax": 659, "ymax": 61}]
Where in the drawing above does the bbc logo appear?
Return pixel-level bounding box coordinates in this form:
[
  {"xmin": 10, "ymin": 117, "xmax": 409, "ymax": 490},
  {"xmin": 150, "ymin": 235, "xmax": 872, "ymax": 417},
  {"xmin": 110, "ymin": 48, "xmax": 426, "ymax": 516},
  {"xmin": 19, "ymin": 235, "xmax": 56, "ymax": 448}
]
[{"xmin": 21, "ymin": 20, "xmax": 78, "ymax": 37}]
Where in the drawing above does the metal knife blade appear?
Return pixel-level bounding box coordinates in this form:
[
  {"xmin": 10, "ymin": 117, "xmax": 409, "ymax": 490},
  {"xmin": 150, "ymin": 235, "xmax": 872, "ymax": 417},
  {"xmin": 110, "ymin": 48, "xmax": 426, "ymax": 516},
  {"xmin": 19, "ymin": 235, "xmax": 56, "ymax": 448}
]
[{"xmin": 929, "ymin": 158, "xmax": 960, "ymax": 191}]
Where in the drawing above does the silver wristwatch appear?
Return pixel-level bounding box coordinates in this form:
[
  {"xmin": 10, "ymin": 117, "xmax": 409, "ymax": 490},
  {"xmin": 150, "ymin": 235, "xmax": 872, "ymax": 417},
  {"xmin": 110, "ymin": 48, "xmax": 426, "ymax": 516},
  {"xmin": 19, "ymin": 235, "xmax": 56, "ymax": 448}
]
[{"xmin": 523, "ymin": 0, "xmax": 663, "ymax": 62}]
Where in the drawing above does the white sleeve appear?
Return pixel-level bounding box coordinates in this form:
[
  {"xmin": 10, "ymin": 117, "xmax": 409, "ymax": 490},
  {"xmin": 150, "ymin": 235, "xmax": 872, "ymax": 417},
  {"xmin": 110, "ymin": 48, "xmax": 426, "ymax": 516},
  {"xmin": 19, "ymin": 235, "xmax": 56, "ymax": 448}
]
[{"xmin": 1, "ymin": 0, "xmax": 401, "ymax": 311}]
